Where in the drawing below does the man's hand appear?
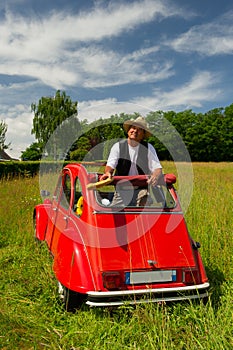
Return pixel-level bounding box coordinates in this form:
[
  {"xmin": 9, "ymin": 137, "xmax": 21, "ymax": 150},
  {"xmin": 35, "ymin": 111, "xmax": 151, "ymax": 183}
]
[
  {"xmin": 99, "ymin": 166, "xmax": 114, "ymax": 181},
  {"xmin": 147, "ymin": 168, "xmax": 162, "ymax": 187},
  {"xmin": 99, "ymin": 172, "xmax": 112, "ymax": 181}
]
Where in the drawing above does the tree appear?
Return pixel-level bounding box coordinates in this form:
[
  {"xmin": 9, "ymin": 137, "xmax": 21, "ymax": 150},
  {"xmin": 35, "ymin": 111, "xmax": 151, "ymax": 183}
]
[
  {"xmin": 69, "ymin": 115, "xmax": 127, "ymax": 161},
  {"xmin": 222, "ymin": 104, "xmax": 233, "ymax": 161},
  {"xmin": 31, "ymin": 90, "xmax": 78, "ymax": 159},
  {"xmin": 0, "ymin": 120, "xmax": 10, "ymax": 150},
  {"xmin": 21, "ymin": 142, "xmax": 43, "ymax": 161},
  {"xmin": 69, "ymin": 136, "xmax": 92, "ymax": 161},
  {"xmin": 146, "ymin": 111, "xmax": 176, "ymax": 160}
]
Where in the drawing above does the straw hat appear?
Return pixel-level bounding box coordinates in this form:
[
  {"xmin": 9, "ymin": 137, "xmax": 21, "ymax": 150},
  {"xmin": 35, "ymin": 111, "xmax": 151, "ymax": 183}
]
[{"xmin": 123, "ymin": 116, "xmax": 152, "ymax": 139}]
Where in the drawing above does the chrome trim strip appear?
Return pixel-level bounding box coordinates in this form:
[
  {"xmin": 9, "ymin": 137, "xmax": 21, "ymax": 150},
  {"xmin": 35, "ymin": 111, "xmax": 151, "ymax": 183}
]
[
  {"xmin": 86, "ymin": 282, "xmax": 209, "ymax": 306},
  {"xmin": 86, "ymin": 291, "xmax": 209, "ymax": 307},
  {"xmin": 87, "ymin": 282, "xmax": 210, "ymax": 297},
  {"xmin": 93, "ymin": 210, "xmax": 183, "ymax": 215}
]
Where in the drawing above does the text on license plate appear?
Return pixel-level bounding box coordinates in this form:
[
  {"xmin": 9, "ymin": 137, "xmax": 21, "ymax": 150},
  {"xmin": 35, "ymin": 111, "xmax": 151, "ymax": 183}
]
[{"xmin": 125, "ymin": 270, "xmax": 176, "ymax": 285}]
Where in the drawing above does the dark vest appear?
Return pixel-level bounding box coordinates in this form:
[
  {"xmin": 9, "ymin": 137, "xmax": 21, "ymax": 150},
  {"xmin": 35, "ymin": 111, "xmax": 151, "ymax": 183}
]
[{"xmin": 115, "ymin": 139, "xmax": 149, "ymax": 176}]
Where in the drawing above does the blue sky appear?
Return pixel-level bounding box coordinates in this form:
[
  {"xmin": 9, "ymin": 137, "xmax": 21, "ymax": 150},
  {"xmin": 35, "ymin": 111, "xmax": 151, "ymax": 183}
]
[{"xmin": 0, "ymin": 0, "xmax": 233, "ymax": 158}]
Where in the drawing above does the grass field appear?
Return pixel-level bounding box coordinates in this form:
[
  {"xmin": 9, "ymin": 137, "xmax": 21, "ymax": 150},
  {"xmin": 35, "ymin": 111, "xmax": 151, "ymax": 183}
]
[{"xmin": 0, "ymin": 162, "xmax": 232, "ymax": 350}]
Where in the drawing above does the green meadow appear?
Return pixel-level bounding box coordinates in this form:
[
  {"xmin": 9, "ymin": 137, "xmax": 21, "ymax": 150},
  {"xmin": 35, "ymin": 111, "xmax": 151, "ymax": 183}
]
[{"xmin": 0, "ymin": 162, "xmax": 232, "ymax": 350}]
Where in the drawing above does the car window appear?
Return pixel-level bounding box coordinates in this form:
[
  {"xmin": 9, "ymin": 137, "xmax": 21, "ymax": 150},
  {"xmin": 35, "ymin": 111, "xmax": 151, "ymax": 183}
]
[
  {"xmin": 149, "ymin": 185, "xmax": 176, "ymax": 208},
  {"xmin": 53, "ymin": 175, "xmax": 62, "ymax": 201},
  {"xmin": 60, "ymin": 174, "xmax": 72, "ymax": 210},
  {"xmin": 95, "ymin": 183, "xmax": 176, "ymax": 209},
  {"xmin": 73, "ymin": 178, "xmax": 84, "ymax": 217}
]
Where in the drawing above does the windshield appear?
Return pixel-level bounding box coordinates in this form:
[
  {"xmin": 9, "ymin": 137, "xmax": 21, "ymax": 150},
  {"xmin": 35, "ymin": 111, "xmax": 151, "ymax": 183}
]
[{"xmin": 94, "ymin": 181, "xmax": 176, "ymax": 209}]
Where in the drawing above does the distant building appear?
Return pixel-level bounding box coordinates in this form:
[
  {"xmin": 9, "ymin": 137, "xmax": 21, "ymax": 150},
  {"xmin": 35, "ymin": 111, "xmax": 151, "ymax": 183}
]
[{"xmin": 0, "ymin": 149, "xmax": 18, "ymax": 161}]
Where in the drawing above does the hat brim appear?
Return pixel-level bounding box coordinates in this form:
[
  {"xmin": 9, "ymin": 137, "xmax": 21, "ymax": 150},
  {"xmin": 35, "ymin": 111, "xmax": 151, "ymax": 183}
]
[{"xmin": 123, "ymin": 120, "xmax": 152, "ymax": 138}]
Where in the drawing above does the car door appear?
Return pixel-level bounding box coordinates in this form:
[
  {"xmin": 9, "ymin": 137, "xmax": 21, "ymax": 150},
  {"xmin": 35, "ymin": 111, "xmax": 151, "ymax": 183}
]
[
  {"xmin": 45, "ymin": 174, "xmax": 62, "ymax": 249},
  {"xmin": 49, "ymin": 170, "xmax": 73, "ymax": 256}
]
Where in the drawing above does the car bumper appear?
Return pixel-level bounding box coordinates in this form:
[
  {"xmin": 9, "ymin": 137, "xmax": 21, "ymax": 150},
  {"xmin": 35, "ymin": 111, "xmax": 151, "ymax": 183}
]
[{"xmin": 86, "ymin": 282, "xmax": 210, "ymax": 307}]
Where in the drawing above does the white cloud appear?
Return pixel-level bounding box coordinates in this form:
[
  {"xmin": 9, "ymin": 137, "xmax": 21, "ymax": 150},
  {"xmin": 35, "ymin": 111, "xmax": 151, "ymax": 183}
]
[
  {"xmin": 0, "ymin": 62, "xmax": 77, "ymax": 89},
  {"xmin": 169, "ymin": 11, "xmax": 233, "ymax": 56},
  {"xmin": 0, "ymin": 0, "xmax": 186, "ymax": 89},
  {"xmin": 72, "ymin": 46, "xmax": 174, "ymax": 88},
  {"xmin": 132, "ymin": 71, "xmax": 222, "ymax": 110},
  {"xmin": 1, "ymin": 104, "xmax": 35, "ymax": 159},
  {"xmin": 0, "ymin": 43, "xmax": 174, "ymax": 89},
  {"xmin": 79, "ymin": 71, "xmax": 221, "ymax": 120},
  {"xmin": 78, "ymin": 98, "xmax": 151, "ymax": 122},
  {"xmin": 45, "ymin": 0, "xmax": 185, "ymax": 43},
  {"xmin": 0, "ymin": 0, "xmax": 178, "ymax": 60}
]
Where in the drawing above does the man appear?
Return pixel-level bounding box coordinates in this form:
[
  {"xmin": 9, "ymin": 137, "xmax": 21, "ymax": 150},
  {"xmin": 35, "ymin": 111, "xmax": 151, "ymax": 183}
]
[{"xmin": 100, "ymin": 116, "xmax": 162, "ymax": 206}]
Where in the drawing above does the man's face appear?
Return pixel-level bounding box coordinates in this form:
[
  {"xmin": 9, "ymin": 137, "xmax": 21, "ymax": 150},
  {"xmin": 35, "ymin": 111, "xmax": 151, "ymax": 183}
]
[{"xmin": 127, "ymin": 125, "xmax": 145, "ymax": 143}]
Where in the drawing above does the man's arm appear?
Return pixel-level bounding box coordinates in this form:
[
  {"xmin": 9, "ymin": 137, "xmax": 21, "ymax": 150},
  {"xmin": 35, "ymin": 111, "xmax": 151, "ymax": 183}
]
[{"xmin": 100, "ymin": 142, "xmax": 119, "ymax": 181}]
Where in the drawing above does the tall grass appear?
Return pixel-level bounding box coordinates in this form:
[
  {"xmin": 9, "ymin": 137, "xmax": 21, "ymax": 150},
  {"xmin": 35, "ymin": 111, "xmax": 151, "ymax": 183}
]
[{"xmin": 0, "ymin": 162, "xmax": 232, "ymax": 350}]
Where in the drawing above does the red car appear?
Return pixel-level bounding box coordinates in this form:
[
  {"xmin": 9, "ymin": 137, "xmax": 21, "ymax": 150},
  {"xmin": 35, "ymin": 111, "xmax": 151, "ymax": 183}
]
[{"xmin": 34, "ymin": 163, "xmax": 209, "ymax": 309}]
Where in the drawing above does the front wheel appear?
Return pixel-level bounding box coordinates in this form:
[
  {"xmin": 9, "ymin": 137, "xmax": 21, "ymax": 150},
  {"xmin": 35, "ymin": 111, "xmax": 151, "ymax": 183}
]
[{"xmin": 58, "ymin": 282, "xmax": 86, "ymax": 311}]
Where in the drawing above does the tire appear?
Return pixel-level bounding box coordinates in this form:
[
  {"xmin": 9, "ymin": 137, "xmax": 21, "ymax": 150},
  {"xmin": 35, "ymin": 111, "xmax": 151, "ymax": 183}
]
[{"xmin": 58, "ymin": 282, "xmax": 86, "ymax": 311}]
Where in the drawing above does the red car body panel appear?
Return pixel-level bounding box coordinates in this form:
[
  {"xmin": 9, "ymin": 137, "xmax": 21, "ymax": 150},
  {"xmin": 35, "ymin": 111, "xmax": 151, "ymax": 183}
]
[{"xmin": 34, "ymin": 163, "xmax": 209, "ymax": 307}]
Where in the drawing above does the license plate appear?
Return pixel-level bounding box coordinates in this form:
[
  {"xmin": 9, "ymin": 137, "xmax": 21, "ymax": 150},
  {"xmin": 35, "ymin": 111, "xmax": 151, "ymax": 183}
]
[{"xmin": 125, "ymin": 270, "xmax": 176, "ymax": 285}]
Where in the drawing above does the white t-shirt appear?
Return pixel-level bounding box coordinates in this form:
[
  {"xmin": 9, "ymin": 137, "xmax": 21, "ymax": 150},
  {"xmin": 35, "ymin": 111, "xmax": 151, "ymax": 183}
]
[{"xmin": 107, "ymin": 141, "xmax": 162, "ymax": 175}]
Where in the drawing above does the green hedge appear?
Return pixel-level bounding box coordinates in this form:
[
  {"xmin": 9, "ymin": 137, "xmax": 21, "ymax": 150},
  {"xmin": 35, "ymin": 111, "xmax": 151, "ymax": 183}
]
[
  {"xmin": 0, "ymin": 161, "xmax": 69, "ymax": 179},
  {"xmin": 0, "ymin": 161, "xmax": 40, "ymax": 179},
  {"xmin": 0, "ymin": 160, "xmax": 107, "ymax": 179}
]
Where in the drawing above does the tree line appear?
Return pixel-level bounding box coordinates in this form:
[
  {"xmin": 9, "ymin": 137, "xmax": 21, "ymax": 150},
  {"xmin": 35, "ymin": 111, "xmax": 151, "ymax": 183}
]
[{"xmin": 1, "ymin": 90, "xmax": 232, "ymax": 162}]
